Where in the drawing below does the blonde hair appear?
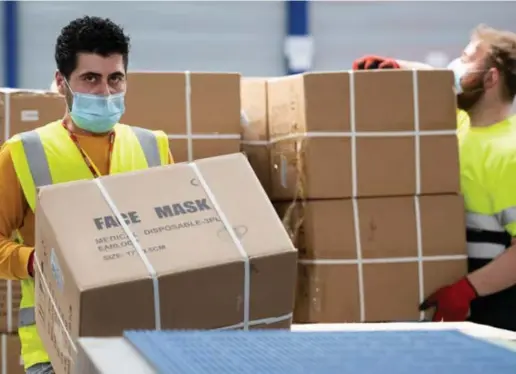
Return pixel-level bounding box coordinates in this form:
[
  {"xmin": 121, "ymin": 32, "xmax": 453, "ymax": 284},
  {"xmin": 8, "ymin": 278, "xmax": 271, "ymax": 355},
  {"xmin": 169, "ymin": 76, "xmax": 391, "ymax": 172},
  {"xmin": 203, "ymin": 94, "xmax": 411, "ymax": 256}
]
[{"xmin": 472, "ymin": 24, "xmax": 516, "ymax": 100}]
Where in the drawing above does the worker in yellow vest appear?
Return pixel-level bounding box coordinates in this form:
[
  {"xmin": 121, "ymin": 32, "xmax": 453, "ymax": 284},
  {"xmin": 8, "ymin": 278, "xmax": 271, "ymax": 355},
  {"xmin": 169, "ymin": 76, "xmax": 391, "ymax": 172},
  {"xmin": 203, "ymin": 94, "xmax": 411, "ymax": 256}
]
[
  {"xmin": 352, "ymin": 24, "xmax": 516, "ymax": 331},
  {"xmin": 0, "ymin": 16, "xmax": 172, "ymax": 374}
]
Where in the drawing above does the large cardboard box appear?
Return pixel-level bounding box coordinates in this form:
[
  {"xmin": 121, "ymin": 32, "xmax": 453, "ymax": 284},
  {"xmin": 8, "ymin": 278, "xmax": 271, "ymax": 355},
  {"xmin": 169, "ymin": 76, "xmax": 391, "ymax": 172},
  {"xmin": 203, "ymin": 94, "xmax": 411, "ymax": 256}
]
[
  {"xmin": 33, "ymin": 153, "xmax": 297, "ymax": 374},
  {"xmin": 123, "ymin": 72, "xmax": 242, "ymax": 163},
  {"xmin": 267, "ymin": 70, "xmax": 460, "ymax": 201},
  {"xmin": 0, "ymin": 334, "xmax": 24, "ymax": 374},
  {"xmin": 240, "ymin": 78, "xmax": 271, "ymax": 195},
  {"xmin": 0, "ymin": 89, "xmax": 65, "ymax": 144},
  {"xmin": 276, "ymin": 194, "xmax": 468, "ymax": 323},
  {"xmin": 0, "ymin": 280, "xmax": 21, "ymax": 333}
]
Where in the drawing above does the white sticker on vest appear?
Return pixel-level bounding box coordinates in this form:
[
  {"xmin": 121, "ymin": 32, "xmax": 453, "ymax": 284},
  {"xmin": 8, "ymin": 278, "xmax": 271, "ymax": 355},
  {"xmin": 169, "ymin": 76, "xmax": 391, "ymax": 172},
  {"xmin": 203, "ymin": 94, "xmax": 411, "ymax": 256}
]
[{"xmin": 50, "ymin": 248, "xmax": 64, "ymax": 292}]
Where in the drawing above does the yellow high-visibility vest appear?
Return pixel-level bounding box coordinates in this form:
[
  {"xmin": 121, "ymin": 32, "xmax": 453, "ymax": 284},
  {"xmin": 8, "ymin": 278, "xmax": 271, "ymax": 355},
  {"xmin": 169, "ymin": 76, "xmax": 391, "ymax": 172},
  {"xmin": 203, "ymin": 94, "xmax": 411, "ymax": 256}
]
[
  {"xmin": 458, "ymin": 110, "xmax": 516, "ymax": 260},
  {"xmin": 7, "ymin": 120, "xmax": 169, "ymax": 369}
]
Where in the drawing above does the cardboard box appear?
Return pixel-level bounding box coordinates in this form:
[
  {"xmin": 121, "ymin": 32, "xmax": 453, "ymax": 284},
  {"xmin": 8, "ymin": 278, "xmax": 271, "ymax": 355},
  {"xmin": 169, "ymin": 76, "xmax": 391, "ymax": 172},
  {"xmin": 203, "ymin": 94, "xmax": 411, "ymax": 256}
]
[
  {"xmin": 33, "ymin": 153, "xmax": 297, "ymax": 374},
  {"xmin": 275, "ymin": 194, "xmax": 468, "ymax": 322},
  {"xmin": 240, "ymin": 78, "xmax": 271, "ymax": 195},
  {"xmin": 123, "ymin": 72, "xmax": 242, "ymax": 162},
  {"xmin": 267, "ymin": 70, "xmax": 460, "ymax": 201},
  {"xmin": 0, "ymin": 334, "xmax": 24, "ymax": 374},
  {"xmin": 0, "ymin": 280, "xmax": 21, "ymax": 333},
  {"xmin": 0, "ymin": 89, "xmax": 66, "ymax": 144}
]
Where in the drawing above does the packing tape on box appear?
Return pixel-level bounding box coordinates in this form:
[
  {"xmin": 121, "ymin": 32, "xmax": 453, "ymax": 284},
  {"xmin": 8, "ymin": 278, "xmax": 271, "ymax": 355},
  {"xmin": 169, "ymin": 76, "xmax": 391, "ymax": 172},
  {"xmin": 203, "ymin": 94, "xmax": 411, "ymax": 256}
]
[
  {"xmin": 267, "ymin": 129, "xmax": 457, "ymax": 143},
  {"xmin": 241, "ymin": 139, "xmax": 270, "ymax": 146},
  {"xmin": 185, "ymin": 71, "xmax": 194, "ymax": 162},
  {"xmin": 168, "ymin": 71, "xmax": 241, "ymax": 161},
  {"xmin": 0, "ymin": 334, "xmax": 23, "ymax": 374},
  {"xmin": 168, "ymin": 134, "xmax": 241, "ymax": 140},
  {"xmin": 239, "ymin": 108, "xmax": 271, "ymax": 146},
  {"xmin": 240, "ymin": 109, "xmax": 250, "ymax": 128},
  {"xmin": 188, "ymin": 162, "xmax": 251, "ymax": 330},
  {"xmin": 410, "ymin": 69, "xmax": 425, "ymax": 320},
  {"xmin": 1, "ymin": 334, "xmax": 5, "ymax": 374},
  {"xmin": 93, "ymin": 178, "xmax": 162, "ymax": 330},
  {"xmin": 186, "ymin": 165, "xmax": 292, "ymax": 330},
  {"xmin": 6, "ymin": 280, "xmax": 12, "ymax": 333},
  {"xmin": 33, "ymin": 254, "xmax": 77, "ymax": 357},
  {"xmin": 294, "ymin": 69, "xmax": 466, "ymax": 322}
]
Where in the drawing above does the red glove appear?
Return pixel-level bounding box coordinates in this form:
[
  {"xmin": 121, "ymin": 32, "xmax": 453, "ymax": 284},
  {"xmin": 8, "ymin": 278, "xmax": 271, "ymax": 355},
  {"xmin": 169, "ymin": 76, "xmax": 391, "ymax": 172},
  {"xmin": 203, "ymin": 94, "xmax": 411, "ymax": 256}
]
[
  {"xmin": 27, "ymin": 250, "xmax": 35, "ymax": 278},
  {"xmin": 352, "ymin": 55, "xmax": 401, "ymax": 70},
  {"xmin": 419, "ymin": 277, "xmax": 478, "ymax": 322}
]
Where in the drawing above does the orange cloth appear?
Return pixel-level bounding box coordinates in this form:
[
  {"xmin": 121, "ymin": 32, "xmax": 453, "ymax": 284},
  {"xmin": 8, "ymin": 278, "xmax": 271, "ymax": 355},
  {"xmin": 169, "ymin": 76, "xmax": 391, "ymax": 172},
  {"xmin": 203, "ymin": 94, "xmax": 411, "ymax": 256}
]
[{"xmin": 0, "ymin": 132, "xmax": 173, "ymax": 280}]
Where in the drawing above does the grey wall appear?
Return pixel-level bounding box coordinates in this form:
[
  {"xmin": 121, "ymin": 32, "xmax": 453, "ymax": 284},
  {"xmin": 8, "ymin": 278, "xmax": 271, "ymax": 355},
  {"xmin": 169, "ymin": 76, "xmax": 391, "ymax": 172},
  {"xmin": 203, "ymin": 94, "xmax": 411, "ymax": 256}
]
[
  {"xmin": 311, "ymin": 2, "xmax": 516, "ymax": 70},
  {"xmin": 17, "ymin": 1, "xmax": 285, "ymax": 89},
  {"xmin": 8, "ymin": 0, "xmax": 516, "ymax": 97}
]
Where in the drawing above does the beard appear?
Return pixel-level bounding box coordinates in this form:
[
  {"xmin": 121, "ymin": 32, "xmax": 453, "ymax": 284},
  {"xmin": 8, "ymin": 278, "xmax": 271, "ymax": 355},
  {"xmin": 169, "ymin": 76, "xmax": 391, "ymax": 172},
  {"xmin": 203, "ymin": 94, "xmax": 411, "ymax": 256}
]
[
  {"xmin": 457, "ymin": 90, "xmax": 484, "ymax": 111},
  {"xmin": 457, "ymin": 72, "xmax": 486, "ymax": 111}
]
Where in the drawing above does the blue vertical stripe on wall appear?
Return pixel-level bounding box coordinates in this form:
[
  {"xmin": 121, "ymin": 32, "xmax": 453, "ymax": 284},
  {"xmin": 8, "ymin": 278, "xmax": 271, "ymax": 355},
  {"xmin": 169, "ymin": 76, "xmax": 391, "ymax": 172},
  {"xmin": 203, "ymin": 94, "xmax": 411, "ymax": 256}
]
[
  {"xmin": 285, "ymin": 0, "xmax": 312, "ymax": 75},
  {"xmin": 3, "ymin": 0, "xmax": 19, "ymax": 88}
]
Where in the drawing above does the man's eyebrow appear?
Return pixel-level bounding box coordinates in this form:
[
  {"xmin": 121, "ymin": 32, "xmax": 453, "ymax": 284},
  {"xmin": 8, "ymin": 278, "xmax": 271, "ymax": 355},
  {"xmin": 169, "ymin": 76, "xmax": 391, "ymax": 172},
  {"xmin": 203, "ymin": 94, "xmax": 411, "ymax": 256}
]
[
  {"xmin": 109, "ymin": 71, "xmax": 125, "ymax": 78},
  {"xmin": 79, "ymin": 71, "xmax": 102, "ymax": 78},
  {"xmin": 78, "ymin": 71, "xmax": 125, "ymax": 79}
]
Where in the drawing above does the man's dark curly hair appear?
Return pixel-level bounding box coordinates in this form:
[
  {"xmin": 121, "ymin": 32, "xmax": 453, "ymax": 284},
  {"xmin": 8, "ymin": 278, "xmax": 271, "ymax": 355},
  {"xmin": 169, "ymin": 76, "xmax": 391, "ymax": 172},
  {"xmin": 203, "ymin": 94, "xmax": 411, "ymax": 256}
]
[{"xmin": 55, "ymin": 16, "xmax": 130, "ymax": 79}]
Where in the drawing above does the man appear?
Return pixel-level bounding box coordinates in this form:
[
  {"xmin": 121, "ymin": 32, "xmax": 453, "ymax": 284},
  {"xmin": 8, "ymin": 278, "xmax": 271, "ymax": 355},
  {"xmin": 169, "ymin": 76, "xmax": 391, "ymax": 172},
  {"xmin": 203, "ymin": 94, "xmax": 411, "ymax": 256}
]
[
  {"xmin": 0, "ymin": 16, "xmax": 172, "ymax": 373},
  {"xmin": 353, "ymin": 24, "xmax": 516, "ymax": 331}
]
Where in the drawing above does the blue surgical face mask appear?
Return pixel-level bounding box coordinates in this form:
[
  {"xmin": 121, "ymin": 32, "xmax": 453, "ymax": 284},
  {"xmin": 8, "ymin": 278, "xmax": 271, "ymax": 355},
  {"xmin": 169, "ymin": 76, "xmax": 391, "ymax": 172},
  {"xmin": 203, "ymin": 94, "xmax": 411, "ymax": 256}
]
[
  {"xmin": 66, "ymin": 82, "xmax": 126, "ymax": 133},
  {"xmin": 447, "ymin": 58, "xmax": 467, "ymax": 95}
]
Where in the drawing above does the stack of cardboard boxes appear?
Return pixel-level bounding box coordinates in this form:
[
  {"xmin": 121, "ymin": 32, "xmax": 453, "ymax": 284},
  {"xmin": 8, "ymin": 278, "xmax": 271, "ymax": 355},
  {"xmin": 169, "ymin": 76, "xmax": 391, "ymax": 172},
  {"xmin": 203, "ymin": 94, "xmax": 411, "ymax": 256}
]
[
  {"xmin": 0, "ymin": 89, "xmax": 65, "ymax": 144},
  {"xmin": 0, "ymin": 74, "xmax": 243, "ymax": 163},
  {"xmin": 0, "ymin": 280, "xmax": 23, "ymax": 374},
  {"xmin": 0, "ymin": 89, "xmax": 65, "ymax": 373},
  {"xmin": 240, "ymin": 78, "xmax": 271, "ymax": 195},
  {"xmin": 123, "ymin": 72, "xmax": 242, "ymax": 163},
  {"xmin": 242, "ymin": 70, "xmax": 469, "ymax": 323}
]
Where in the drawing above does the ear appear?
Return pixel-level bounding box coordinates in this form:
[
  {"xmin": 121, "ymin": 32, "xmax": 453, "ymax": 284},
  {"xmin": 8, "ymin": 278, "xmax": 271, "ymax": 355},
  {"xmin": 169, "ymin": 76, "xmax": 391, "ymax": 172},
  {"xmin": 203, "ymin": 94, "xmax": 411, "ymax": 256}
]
[
  {"xmin": 54, "ymin": 71, "xmax": 66, "ymax": 96},
  {"xmin": 484, "ymin": 67, "xmax": 500, "ymax": 90}
]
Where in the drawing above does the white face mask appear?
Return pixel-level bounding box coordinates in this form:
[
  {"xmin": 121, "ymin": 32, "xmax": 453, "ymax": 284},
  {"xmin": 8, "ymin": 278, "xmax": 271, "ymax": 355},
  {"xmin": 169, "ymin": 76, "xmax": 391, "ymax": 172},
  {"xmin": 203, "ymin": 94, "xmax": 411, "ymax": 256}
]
[{"xmin": 447, "ymin": 58, "xmax": 468, "ymax": 95}]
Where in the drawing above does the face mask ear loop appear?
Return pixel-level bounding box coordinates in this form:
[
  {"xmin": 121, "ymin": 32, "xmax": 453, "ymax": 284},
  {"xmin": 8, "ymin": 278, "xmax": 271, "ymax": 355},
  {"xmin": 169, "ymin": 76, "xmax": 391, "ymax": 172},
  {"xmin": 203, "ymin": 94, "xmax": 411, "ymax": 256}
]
[
  {"xmin": 61, "ymin": 76, "xmax": 74, "ymax": 94},
  {"xmin": 60, "ymin": 77, "xmax": 76, "ymax": 113}
]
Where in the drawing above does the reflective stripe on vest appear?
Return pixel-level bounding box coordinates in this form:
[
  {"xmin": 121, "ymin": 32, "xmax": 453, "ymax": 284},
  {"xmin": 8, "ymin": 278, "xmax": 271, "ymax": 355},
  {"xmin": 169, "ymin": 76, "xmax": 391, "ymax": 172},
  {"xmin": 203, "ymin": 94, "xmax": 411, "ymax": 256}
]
[
  {"xmin": 19, "ymin": 306, "xmax": 35, "ymax": 327},
  {"xmin": 19, "ymin": 126, "xmax": 162, "ymax": 189},
  {"xmin": 466, "ymin": 210, "xmax": 516, "ymax": 260},
  {"xmin": 17, "ymin": 125, "xmax": 163, "ymax": 328},
  {"xmin": 130, "ymin": 126, "xmax": 162, "ymax": 168},
  {"xmin": 467, "ymin": 209, "xmax": 516, "ymax": 231}
]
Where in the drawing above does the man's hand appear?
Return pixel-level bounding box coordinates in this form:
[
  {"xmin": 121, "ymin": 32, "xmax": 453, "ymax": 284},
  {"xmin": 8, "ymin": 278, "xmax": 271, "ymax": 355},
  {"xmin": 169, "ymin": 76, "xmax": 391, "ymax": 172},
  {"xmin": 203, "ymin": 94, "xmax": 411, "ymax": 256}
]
[
  {"xmin": 352, "ymin": 55, "xmax": 401, "ymax": 70},
  {"xmin": 419, "ymin": 277, "xmax": 478, "ymax": 321}
]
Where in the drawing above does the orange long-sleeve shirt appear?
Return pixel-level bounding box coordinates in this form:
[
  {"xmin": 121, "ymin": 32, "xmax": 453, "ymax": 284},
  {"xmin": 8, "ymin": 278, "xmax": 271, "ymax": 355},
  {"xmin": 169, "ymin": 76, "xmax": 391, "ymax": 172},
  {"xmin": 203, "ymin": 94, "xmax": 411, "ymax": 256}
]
[{"xmin": 0, "ymin": 130, "xmax": 172, "ymax": 280}]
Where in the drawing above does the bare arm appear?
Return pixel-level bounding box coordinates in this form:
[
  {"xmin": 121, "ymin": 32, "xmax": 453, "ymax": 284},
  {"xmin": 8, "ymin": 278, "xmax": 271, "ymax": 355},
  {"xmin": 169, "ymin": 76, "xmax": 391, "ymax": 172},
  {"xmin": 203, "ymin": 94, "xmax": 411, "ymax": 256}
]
[
  {"xmin": 467, "ymin": 163, "xmax": 516, "ymax": 296},
  {"xmin": 468, "ymin": 244, "xmax": 516, "ymax": 296}
]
